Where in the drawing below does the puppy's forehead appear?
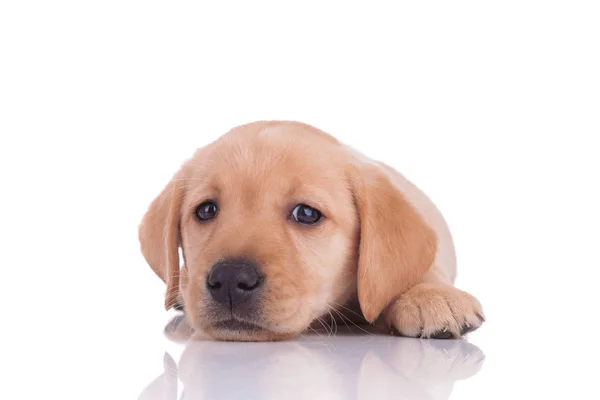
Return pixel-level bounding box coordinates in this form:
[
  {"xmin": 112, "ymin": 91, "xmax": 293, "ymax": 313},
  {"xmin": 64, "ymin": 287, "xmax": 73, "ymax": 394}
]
[{"xmin": 191, "ymin": 122, "xmax": 347, "ymax": 190}]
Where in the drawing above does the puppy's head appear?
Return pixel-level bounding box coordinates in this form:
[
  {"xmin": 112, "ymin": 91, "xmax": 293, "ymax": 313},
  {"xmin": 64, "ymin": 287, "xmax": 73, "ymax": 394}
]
[{"xmin": 139, "ymin": 121, "xmax": 436, "ymax": 341}]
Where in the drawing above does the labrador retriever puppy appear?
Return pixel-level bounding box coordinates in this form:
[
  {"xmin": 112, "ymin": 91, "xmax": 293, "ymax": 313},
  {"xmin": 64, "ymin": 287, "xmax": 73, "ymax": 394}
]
[{"xmin": 138, "ymin": 121, "xmax": 484, "ymax": 341}]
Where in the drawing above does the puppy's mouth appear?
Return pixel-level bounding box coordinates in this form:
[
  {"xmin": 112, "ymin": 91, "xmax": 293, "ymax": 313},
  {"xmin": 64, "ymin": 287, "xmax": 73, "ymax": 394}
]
[
  {"xmin": 213, "ymin": 318, "xmax": 264, "ymax": 332},
  {"xmin": 203, "ymin": 317, "xmax": 297, "ymax": 341}
]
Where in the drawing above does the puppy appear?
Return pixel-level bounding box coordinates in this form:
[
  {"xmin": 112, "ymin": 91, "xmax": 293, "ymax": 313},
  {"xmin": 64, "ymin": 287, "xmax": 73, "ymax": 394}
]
[{"xmin": 138, "ymin": 121, "xmax": 484, "ymax": 341}]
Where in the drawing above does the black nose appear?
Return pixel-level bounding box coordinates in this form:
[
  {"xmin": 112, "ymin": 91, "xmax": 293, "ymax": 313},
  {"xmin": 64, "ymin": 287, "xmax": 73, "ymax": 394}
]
[{"xmin": 207, "ymin": 260, "xmax": 262, "ymax": 308}]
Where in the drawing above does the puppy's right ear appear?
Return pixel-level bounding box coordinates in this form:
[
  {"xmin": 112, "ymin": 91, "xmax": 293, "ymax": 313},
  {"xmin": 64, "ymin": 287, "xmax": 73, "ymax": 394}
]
[{"xmin": 138, "ymin": 167, "xmax": 186, "ymax": 310}]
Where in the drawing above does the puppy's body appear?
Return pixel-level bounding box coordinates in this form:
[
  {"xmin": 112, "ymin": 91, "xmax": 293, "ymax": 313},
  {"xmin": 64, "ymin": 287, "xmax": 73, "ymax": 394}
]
[{"xmin": 139, "ymin": 121, "xmax": 484, "ymax": 341}]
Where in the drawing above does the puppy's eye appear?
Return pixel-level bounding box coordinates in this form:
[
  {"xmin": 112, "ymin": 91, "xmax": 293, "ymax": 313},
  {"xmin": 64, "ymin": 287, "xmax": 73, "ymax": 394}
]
[
  {"xmin": 195, "ymin": 201, "xmax": 218, "ymax": 221},
  {"xmin": 291, "ymin": 204, "xmax": 322, "ymax": 225}
]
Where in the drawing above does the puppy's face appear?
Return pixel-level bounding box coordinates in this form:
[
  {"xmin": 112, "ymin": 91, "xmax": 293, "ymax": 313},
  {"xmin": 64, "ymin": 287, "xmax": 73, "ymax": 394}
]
[
  {"xmin": 178, "ymin": 124, "xmax": 358, "ymax": 340},
  {"xmin": 139, "ymin": 121, "xmax": 437, "ymax": 341}
]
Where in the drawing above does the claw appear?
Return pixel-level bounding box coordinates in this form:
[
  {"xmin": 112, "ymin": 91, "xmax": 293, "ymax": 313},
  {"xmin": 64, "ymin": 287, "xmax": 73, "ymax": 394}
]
[
  {"xmin": 430, "ymin": 329, "xmax": 453, "ymax": 339},
  {"xmin": 461, "ymin": 324, "xmax": 476, "ymax": 336}
]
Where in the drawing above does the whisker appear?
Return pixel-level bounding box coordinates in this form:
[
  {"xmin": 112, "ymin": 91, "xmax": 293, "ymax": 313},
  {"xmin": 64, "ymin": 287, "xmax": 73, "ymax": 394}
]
[
  {"xmin": 330, "ymin": 301, "xmax": 367, "ymax": 321},
  {"xmin": 328, "ymin": 304, "xmax": 374, "ymax": 336},
  {"xmin": 316, "ymin": 317, "xmax": 333, "ymax": 337},
  {"xmin": 329, "ymin": 307, "xmax": 350, "ymax": 332},
  {"xmin": 329, "ymin": 311, "xmax": 337, "ymax": 336},
  {"xmin": 315, "ymin": 317, "xmax": 328, "ymax": 334},
  {"xmin": 332, "ymin": 307, "xmax": 357, "ymax": 334},
  {"xmin": 337, "ymin": 312, "xmax": 375, "ymax": 336},
  {"xmin": 306, "ymin": 326, "xmax": 322, "ymax": 338},
  {"xmin": 324, "ymin": 316, "xmax": 334, "ymax": 337},
  {"xmin": 326, "ymin": 309, "xmax": 338, "ymax": 336}
]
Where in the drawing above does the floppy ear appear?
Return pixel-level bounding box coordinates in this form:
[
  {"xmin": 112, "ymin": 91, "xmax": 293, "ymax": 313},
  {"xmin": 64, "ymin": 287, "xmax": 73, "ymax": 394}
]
[
  {"xmin": 351, "ymin": 162, "xmax": 437, "ymax": 323},
  {"xmin": 138, "ymin": 170, "xmax": 186, "ymax": 310}
]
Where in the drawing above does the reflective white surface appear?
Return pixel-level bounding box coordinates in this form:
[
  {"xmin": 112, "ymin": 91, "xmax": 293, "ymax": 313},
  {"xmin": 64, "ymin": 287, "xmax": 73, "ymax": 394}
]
[
  {"xmin": 2, "ymin": 2, "xmax": 600, "ymax": 400},
  {"xmin": 138, "ymin": 321, "xmax": 484, "ymax": 400}
]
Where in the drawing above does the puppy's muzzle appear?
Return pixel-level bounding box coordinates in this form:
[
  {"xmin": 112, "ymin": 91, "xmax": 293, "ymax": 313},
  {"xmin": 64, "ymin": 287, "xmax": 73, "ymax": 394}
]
[{"xmin": 207, "ymin": 259, "xmax": 263, "ymax": 315}]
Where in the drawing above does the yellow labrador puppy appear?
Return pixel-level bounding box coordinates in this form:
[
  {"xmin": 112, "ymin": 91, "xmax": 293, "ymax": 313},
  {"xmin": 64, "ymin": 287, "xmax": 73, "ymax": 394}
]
[{"xmin": 138, "ymin": 121, "xmax": 484, "ymax": 341}]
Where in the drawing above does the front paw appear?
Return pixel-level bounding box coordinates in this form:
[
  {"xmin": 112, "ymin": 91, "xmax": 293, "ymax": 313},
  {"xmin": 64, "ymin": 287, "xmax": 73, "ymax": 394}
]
[{"xmin": 384, "ymin": 283, "xmax": 485, "ymax": 339}]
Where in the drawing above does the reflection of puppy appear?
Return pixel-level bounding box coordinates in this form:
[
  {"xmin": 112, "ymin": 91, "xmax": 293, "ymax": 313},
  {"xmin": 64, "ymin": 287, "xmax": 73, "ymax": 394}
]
[
  {"xmin": 137, "ymin": 353, "xmax": 178, "ymax": 400},
  {"xmin": 359, "ymin": 337, "xmax": 485, "ymax": 400},
  {"xmin": 138, "ymin": 326, "xmax": 485, "ymax": 400},
  {"xmin": 139, "ymin": 121, "xmax": 484, "ymax": 341},
  {"xmin": 177, "ymin": 341, "xmax": 345, "ymax": 400}
]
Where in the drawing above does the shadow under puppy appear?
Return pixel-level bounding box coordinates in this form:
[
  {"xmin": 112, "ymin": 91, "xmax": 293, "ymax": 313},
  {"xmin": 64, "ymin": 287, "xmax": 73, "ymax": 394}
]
[{"xmin": 138, "ymin": 121, "xmax": 485, "ymax": 341}]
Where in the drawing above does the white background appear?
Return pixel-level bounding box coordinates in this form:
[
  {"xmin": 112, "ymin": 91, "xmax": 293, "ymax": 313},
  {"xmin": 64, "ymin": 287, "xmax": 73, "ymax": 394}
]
[{"xmin": 1, "ymin": 1, "xmax": 599, "ymax": 399}]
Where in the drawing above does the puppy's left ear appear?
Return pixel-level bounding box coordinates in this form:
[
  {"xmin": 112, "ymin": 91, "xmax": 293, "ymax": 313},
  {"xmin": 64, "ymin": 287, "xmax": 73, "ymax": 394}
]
[{"xmin": 350, "ymin": 161, "xmax": 437, "ymax": 323}]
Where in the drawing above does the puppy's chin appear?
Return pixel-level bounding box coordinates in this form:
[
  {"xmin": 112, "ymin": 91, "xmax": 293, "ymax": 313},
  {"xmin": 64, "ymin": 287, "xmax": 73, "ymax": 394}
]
[
  {"xmin": 203, "ymin": 323, "xmax": 298, "ymax": 342},
  {"xmin": 184, "ymin": 302, "xmax": 315, "ymax": 342}
]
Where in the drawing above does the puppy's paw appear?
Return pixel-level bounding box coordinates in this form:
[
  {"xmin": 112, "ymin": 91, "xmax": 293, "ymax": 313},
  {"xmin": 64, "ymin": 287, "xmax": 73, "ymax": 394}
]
[{"xmin": 384, "ymin": 283, "xmax": 484, "ymax": 339}]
